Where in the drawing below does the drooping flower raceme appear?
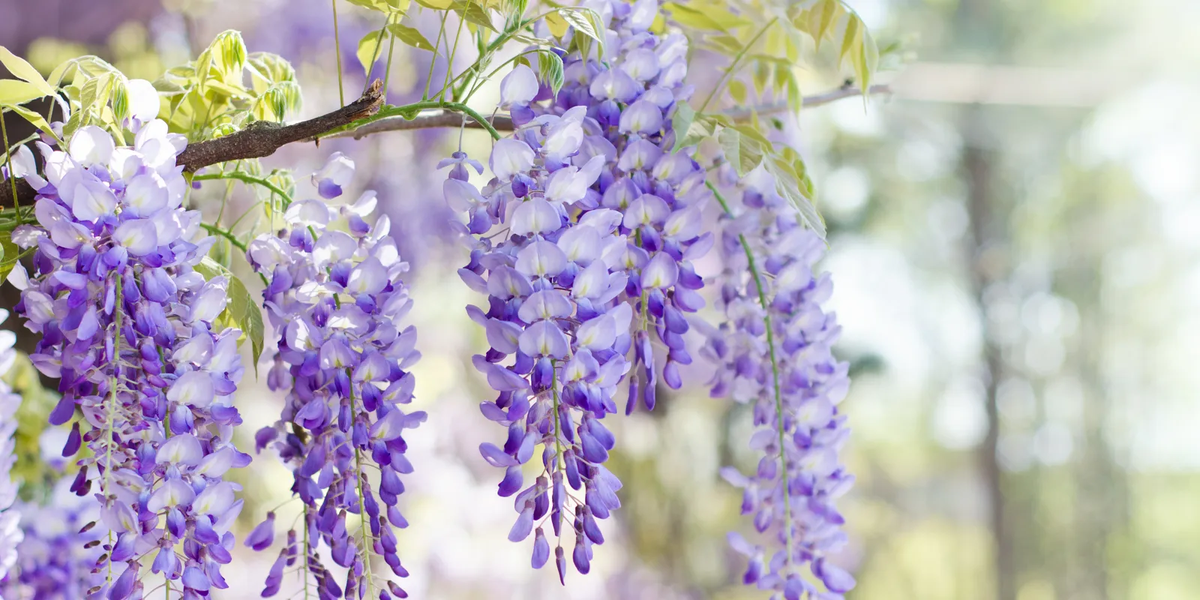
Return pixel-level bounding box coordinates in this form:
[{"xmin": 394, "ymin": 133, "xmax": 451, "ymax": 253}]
[
  {"xmin": 249, "ymin": 153, "xmax": 423, "ymax": 600},
  {"xmin": 705, "ymin": 167, "xmax": 856, "ymax": 599},
  {"xmin": 549, "ymin": 0, "xmax": 712, "ymax": 413},
  {"xmin": 444, "ymin": 104, "xmax": 632, "ymax": 582},
  {"xmin": 0, "ymin": 310, "xmax": 21, "ymax": 583},
  {"xmin": 11, "ymin": 122, "xmax": 250, "ymax": 599}
]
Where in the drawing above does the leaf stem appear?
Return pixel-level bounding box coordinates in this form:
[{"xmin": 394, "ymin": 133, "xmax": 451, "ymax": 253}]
[
  {"xmin": 707, "ymin": 181, "xmax": 792, "ymax": 569},
  {"xmin": 332, "ymin": 0, "xmax": 346, "ymax": 106},
  {"xmin": 423, "ymin": 13, "xmax": 449, "ymax": 100},
  {"xmin": 698, "ymin": 17, "xmax": 778, "ymax": 113},
  {"xmin": 346, "ymin": 367, "xmax": 375, "ymax": 599},
  {"xmin": 441, "ymin": 13, "xmax": 467, "ymax": 103},
  {"xmin": 193, "ymin": 172, "xmax": 293, "ymax": 206},
  {"xmin": 1, "ymin": 115, "xmax": 21, "ymax": 223}
]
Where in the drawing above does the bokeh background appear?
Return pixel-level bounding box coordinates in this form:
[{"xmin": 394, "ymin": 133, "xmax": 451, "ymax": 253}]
[{"xmin": 3, "ymin": 0, "xmax": 1199, "ymax": 598}]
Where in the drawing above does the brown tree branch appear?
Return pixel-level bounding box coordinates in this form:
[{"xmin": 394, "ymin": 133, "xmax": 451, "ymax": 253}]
[
  {"xmin": 2, "ymin": 81, "xmax": 881, "ymax": 209},
  {"xmin": 0, "ymin": 80, "xmax": 386, "ymax": 209},
  {"xmin": 325, "ymin": 112, "xmax": 515, "ymax": 140},
  {"xmin": 176, "ymin": 79, "xmax": 385, "ymax": 171},
  {"xmin": 327, "ymin": 84, "xmax": 892, "ymax": 140}
]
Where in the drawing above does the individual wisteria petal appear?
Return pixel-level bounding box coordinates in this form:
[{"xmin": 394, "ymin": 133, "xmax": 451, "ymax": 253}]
[
  {"xmin": 12, "ymin": 118, "xmax": 249, "ymax": 598},
  {"xmin": 248, "ymin": 154, "xmax": 420, "ymax": 599},
  {"xmin": 706, "ymin": 166, "xmax": 856, "ymax": 599},
  {"xmin": 312, "ymin": 151, "xmax": 356, "ymax": 199}
]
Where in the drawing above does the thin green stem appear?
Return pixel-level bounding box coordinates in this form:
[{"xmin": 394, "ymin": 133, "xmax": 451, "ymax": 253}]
[
  {"xmin": 193, "ymin": 172, "xmax": 293, "ymax": 206},
  {"xmin": 423, "ymin": 13, "xmax": 449, "ymax": 100},
  {"xmin": 104, "ymin": 272, "xmax": 125, "ymax": 587},
  {"xmin": 363, "ymin": 15, "xmax": 393, "ymax": 95},
  {"xmin": 346, "ymin": 367, "xmax": 375, "ymax": 599},
  {"xmin": 214, "ymin": 160, "xmax": 241, "ymax": 225},
  {"xmin": 549, "ymin": 359, "xmax": 565, "ymax": 541},
  {"xmin": 382, "ymin": 19, "xmax": 398, "ymax": 97},
  {"xmin": 331, "ymin": 100, "xmax": 502, "ymax": 140},
  {"xmin": 440, "ymin": 14, "xmax": 466, "ymax": 102},
  {"xmin": 450, "ymin": 13, "xmax": 549, "ymax": 100},
  {"xmin": 1, "ymin": 115, "xmax": 22, "ymax": 223},
  {"xmin": 698, "ymin": 17, "xmax": 778, "ymax": 113},
  {"xmin": 332, "ymin": 0, "xmax": 346, "ymax": 106},
  {"xmin": 200, "ymin": 223, "xmax": 249, "ymax": 254},
  {"xmin": 707, "ymin": 181, "xmax": 791, "ymax": 568}
]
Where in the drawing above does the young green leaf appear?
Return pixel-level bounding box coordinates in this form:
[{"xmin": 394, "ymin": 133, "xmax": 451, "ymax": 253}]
[
  {"xmin": 0, "ymin": 80, "xmax": 46, "ymax": 107},
  {"xmin": 670, "ymin": 102, "xmax": 695, "ymax": 153},
  {"xmin": 388, "ymin": 23, "xmax": 436, "ymax": 51},
  {"xmin": 0, "ymin": 236, "xmax": 20, "ymax": 286},
  {"xmin": 0, "ymin": 46, "xmax": 54, "ymax": 96},
  {"xmin": 536, "ymin": 48, "xmax": 565, "ymax": 97},
  {"xmin": 195, "ymin": 257, "xmax": 266, "ymax": 376},
  {"xmin": 7, "ymin": 104, "xmax": 60, "ymax": 144},
  {"xmin": 556, "ymin": 7, "xmax": 606, "ymax": 58},
  {"xmin": 357, "ymin": 30, "xmax": 386, "ymax": 77}
]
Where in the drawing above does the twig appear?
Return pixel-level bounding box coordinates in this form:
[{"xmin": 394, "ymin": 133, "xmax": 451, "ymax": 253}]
[
  {"xmin": 177, "ymin": 80, "xmax": 385, "ymax": 171},
  {"xmin": 325, "ymin": 111, "xmax": 515, "ymax": 139},
  {"xmin": 725, "ymin": 83, "xmax": 893, "ymax": 119},
  {"xmin": 0, "ymin": 81, "xmax": 386, "ymax": 209},
  {"xmin": 327, "ymin": 84, "xmax": 891, "ymax": 139},
  {"xmin": 0, "ymin": 81, "xmax": 883, "ymax": 209}
]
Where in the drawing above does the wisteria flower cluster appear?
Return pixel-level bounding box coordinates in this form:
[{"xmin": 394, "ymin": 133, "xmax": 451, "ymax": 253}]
[
  {"xmin": 248, "ymin": 152, "xmax": 423, "ymax": 600},
  {"xmin": 10, "ymin": 122, "xmax": 250, "ymax": 598},
  {"xmin": 441, "ymin": 0, "xmax": 715, "ymax": 580},
  {"xmin": 705, "ymin": 166, "xmax": 856, "ymax": 599}
]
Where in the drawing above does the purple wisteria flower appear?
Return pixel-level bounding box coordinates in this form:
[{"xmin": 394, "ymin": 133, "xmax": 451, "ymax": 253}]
[
  {"xmin": 444, "ymin": 104, "xmax": 633, "ymax": 582},
  {"xmin": 539, "ymin": 0, "xmax": 711, "ymax": 413},
  {"xmin": 10, "ymin": 122, "xmax": 251, "ymax": 599},
  {"xmin": 704, "ymin": 166, "xmax": 855, "ymax": 599},
  {"xmin": 249, "ymin": 153, "xmax": 423, "ymax": 600},
  {"xmin": 0, "ymin": 310, "xmax": 21, "ymax": 583}
]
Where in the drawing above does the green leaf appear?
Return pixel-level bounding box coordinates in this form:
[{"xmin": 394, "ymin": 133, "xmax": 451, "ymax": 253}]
[
  {"xmin": 728, "ymin": 79, "xmax": 747, "ymax": 104},
  {"xmin": 451, "ymin": 1, "xmax": 497, "ymax": 32},
  {"xmin": 536, "ymin": 49, "xmax": 565, "ymax": 97},
  {"xmin": 718, "ymin": 128, "xmax": 740, "ymax": 174},
  {"xmin": 387, "ymin": 23, "xmax": 436, "ymax": 51},
  {"xmin": 840, "ymin": 14, "xmax": 860, "ymax": 61},
  {"xmin": 346, "ymin": 0, "xmax": 391, "ymax": 10},
  {"xmin": 6, "ymin": 104, "xmax": 59, "ymax": 143},
  {"xmin": 545, "ymin": 13, "xmax": 570, "ymax": 38},
  {"xmin": 414, "ymin": 0, "xmax": 453, "ymax": 8},
  {"xmin": 670, "ymin": 102, "xmax": 695, "ymax": 153},
  {"xmin": 663, "ymin": 3, "xmax": 749, "ymax": 33},
  {"xmin": 556, "ymin": 7, "xmax": 606, "ymax": 59},
  {"xmin": 110, "ymin": 77, "xmax": 129, "ymax": 122},
  {"xmin": 0, "ymin": 80, "xmax": 45, "ymax": 106},
  {"xmin": 808, "ymin": 0, "xmax": 842, "ymax": 49},
  {"xmin": 0, "ymin": 235, "xmax": 20, "ymax": 285},
  {"xmin": 765, "ymin": 152, "xmax": 824, "ymax": 239},
  {"xmin": 0, "ymin": 46, "xmax": 54, "ymax": 96},
  {"xmin": 209, "ymin": 30, "xmax": 248, "ymax": 78},
  {"xmin": 357, "ymin": 30, "xmax": 386, "ymax": 76},
  {"xmin": 194, "ymin": 257, "xmax": 266, "ymax": 376}
]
